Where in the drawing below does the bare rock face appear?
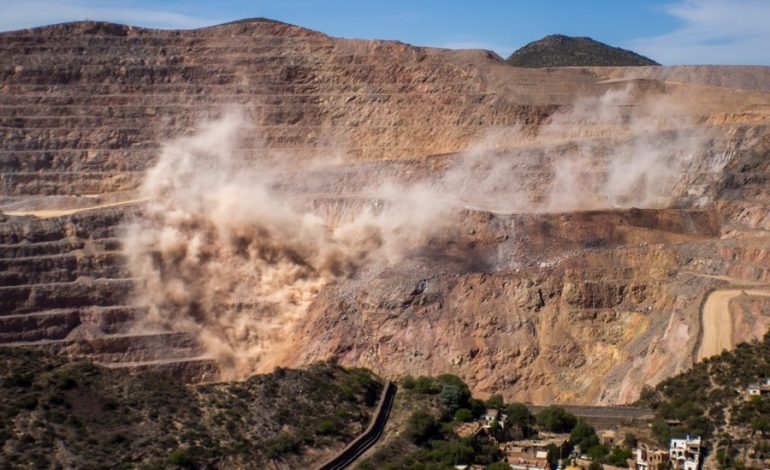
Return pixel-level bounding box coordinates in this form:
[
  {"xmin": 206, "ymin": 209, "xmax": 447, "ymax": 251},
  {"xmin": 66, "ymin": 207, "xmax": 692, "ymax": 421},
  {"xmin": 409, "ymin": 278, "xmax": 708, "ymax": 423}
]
[{"xmin": 1, "ymin": 19, "xmax": 770, "ymax": 403}]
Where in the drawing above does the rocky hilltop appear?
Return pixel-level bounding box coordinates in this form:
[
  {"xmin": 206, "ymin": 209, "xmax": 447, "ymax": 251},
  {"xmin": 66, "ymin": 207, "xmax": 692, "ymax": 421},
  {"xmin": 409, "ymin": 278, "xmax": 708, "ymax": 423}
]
[
  {"xmin": 1, "ymin": 19, "xmax": 770, "ymax": 405},
  {"xmin": 507, "ymin": 34, "xmax": 659, "ymax": 67}
]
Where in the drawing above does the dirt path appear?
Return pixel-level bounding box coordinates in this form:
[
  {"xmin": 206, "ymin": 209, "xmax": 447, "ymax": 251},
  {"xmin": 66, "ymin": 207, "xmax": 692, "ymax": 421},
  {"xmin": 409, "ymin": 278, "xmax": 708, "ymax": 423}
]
[
  {"xmin": 697, "ymin": 287, "xmax": 770, "ymax": 361},
  {"xmin": 3, "ymin": 199, "xmax": 144, "ymax": 218}
]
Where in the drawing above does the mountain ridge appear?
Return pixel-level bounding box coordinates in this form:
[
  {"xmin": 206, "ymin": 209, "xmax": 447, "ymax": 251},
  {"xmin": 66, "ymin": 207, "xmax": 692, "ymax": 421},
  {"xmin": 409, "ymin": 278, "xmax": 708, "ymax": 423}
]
[{"xmin": 507, "ymin": 34, "xmax": 659, "ymax": 67}]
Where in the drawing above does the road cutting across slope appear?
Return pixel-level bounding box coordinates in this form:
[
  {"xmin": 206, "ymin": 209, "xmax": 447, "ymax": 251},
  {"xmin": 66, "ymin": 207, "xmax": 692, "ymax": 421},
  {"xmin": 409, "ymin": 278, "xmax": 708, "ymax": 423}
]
[
  {"xmin": 697, "ymin": 287, "xmax": 770, "ymax": 361},
  {"xmin": 2, "ymin": 199, "xmax": 145, "ymax": 218}
]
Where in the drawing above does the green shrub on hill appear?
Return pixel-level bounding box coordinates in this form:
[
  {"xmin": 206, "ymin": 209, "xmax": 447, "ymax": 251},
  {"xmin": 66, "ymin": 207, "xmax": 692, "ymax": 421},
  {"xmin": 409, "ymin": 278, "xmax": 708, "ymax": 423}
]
[{"xmin": 637, "ymin": 331, "xmax": 770, "ymax": 467}]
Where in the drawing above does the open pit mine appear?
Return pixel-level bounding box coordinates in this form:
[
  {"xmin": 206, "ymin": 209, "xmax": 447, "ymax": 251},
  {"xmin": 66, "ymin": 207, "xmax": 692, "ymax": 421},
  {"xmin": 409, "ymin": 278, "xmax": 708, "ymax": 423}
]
[{"xmin": 2, "ymin": 18, "xmax": 770, "ymax": 406}]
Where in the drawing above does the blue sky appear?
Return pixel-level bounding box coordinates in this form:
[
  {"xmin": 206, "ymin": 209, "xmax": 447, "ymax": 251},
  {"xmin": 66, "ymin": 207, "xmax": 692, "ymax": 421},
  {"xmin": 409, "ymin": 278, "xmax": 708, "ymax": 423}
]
[{"xmin": 1, "ymin": 0, "xmax": 769, "ymax": 65}]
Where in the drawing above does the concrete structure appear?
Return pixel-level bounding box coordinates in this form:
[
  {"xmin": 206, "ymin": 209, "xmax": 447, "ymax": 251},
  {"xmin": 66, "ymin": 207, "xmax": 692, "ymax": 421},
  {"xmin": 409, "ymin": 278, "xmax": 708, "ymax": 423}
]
[
  {"xmin": 669, "ymin": 436, "xmax": 702, "ymax": 470},
  {"xmin": 502, "ymin": 437, "xmax": 568, "ymax": 470},
  {"xmin": 635, "ymin": 443, "xmax": 669, "ymax": 470},
  {"xmin": 746, "ymin": 378, "xmax": 770, "ymax": 397},
  {"xmin": 455, "ymin": 421, "xmax": 483, "ymax": 438},
  {"xmin": 501, "ymin": 441, "xmax": 550, "ymax": 469},
  {"xmin": 482, "ymin": 409, "xmax": 507, "ymax": 429}
]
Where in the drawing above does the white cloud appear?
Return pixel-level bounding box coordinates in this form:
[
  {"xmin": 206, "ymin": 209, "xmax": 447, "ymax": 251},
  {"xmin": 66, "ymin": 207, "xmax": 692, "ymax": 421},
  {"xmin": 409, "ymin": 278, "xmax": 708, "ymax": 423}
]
[
  {"xmin": 627, "ymin": 0, "xmax": 770, "ymax": 65},
  {"xmin": 0, "ymin": 1, "xmax": 221, "ymax": 31}
]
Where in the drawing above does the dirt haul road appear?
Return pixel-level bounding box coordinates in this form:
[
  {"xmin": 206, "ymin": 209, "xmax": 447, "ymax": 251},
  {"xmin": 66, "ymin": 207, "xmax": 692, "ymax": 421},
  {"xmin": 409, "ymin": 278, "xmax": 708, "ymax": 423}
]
[{"xmin": 697, "ymin": 288, "xmax": 770, "ymax": 361}]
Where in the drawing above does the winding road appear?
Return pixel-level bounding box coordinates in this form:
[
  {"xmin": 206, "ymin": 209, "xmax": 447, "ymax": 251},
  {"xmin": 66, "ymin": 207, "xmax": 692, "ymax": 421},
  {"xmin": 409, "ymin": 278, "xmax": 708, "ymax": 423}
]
[{"xmin": 695, "ymin": 279, "xmax": 770, "ymax": 361}]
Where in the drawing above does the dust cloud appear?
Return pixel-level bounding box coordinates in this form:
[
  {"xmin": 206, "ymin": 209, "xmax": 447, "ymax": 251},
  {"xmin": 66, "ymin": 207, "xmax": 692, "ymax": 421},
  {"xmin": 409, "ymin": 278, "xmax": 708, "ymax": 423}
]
[
  {"xmin": 123, "ymin": 86, "xmax": 726, "ymax": 377},
  {"xmin": 441, "ymin": 86, "xmax": 725, "ymax": 213},
  {"xmin": 122, "ymin": 111, "xmax": 447, "ymax": 377}
]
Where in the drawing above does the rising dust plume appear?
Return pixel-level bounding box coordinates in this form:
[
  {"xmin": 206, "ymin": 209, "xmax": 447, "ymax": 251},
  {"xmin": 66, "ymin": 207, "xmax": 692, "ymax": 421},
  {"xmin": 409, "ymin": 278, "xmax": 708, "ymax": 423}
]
[{"xmin": 122, "ymin": 87, "xmax": 725, "ymax": 378}]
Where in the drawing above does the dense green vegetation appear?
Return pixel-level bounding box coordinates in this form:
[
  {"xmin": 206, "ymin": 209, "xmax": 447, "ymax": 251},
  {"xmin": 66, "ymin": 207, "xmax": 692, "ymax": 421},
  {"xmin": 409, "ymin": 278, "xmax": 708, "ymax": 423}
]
[
  {"xmin": 0, "ymin": 348, "xmax": 381, "ymax": 469},
  {"xmin": 637, "ymin": 331, "xmax": 770, "ymax": 469},
  {"xmin": 359, "ymin": 375, "xmax": 636, "ymax": 470}
]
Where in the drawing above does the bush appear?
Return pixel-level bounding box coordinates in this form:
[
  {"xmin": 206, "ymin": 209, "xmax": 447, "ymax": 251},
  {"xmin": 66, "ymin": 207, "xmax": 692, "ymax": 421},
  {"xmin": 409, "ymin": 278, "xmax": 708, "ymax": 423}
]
[
  {"xmin": 454, "ymin": 408, "xmax": 473, "ymax": 422},
  {"xmin": 485, "ymin": 394, "xmax": 504, "ymax": 410},
  {"xmin": 439, "ymin": 385, "xmax": 465, "ymax": 416},
  {"xmin": 570, "ymin": 421, "xmax": 599, "ymax": 452},
  {"xmin": 168, "ymin": 447, "xmax": 192, "ymax": 466},
  {"xmin": 401, "ymin": 375, "xmax": 416, "ymax": 389},
  {"xmin": 427, "ymin": 439, "xmax": 474, "ymax": 465},
  {"xmin": 538, "ymin": 406, "xmax": 578, "ymax": 433},
  {"xmin": 265, "ymin": 432, "xmax": 300, "ymax": 458},
  {"xmin": 506, "ymin": 402, "xmax": 536, "ymax": 437},
  {"xmin": 406, "ymin": 411, "xmax": 438, "ymax": 445},
  {"xmin": 606, "ymin": 446, "xmax": 632, "ymax": 467},
  {"xmin": 469, "ymin": 398, "xmax": 486, "ymax": 418},
  {"xmin": 487, "ymin": 462, "xmax": 511, "ymax": 470},
  {"xmin": 317, "ymin": 419, "xmax": 337, "ymax": 435},
  {"xmin": 587, "ymin": 444, "xmax": 609, "ymax": 460},
  {"xmin": 623, "ymin": 432, "xmax": 638, "ymax": 449},
  {"xmin": 413, "ymin": 376, "xmax": 441, "ymax": 394},
  {"xmin": 2, "ymin": 374, "xmax": 32, "ymax": 388}
]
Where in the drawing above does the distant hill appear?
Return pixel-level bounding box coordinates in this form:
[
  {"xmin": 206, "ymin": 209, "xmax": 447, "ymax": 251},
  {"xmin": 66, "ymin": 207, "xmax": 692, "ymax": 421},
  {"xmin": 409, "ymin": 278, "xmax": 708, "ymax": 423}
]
[{"xmin": 507, "ymin": 34, "xmax": 659, "ymax": 67}]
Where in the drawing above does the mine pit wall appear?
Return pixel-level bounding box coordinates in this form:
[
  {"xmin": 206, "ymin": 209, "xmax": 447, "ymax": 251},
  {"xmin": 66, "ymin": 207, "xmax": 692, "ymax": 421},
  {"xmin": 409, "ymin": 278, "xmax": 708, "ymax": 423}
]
[
  {"xmin": 292, "ymin": 219, "xmax": 726, "ymax": 405},
  {"xmin": 1, "ymin": 20, "xmax": 770, "ymax": 399},
  {"xmin": 0, "ymin": 20, "xmax": 567, "ymax": 197}
]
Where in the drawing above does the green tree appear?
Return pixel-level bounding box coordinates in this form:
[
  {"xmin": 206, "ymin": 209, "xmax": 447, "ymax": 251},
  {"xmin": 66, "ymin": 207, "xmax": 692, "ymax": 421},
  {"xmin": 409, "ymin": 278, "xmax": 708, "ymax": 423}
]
[
  {"xmin": 427, "ymin": 439, "xmax": 474, "ymax": 466},
  {"xmin": 546, "ymin": 443, "xmax": 570, "ymax": 468},
  {"xmin": 439, "ymin": 385, "xmax": 465, "ymax": 416},
  {"xmin": 505, "ymin": 402, "xmax": 536, "ymax": 437},
  {"xmin": 414, "ymin": 376, "xmax": 441, "ymax": 394},
  {"xmin": 606, "ymin": 446, "xmax": 632, "ymax": 467},
  {"xmin": 485, "ymin": 394, "xmax": 504, "ymax": 410},
  {"xmin": 454, "ymin": 408, "xmax": 473, "ymax": 422},
  {"xmin": 538, "ymin": 406, "xmax": 578, "ymax": 433},
  {"xmin": 587, "ymin": 444, "xmax": 609, "ymax": 460},
  {"xmin": 469, "ymin": 398, "xmax": 486, "ymax": 418},
  {"xmin": 486, "ymin": 462, "xmax": 511, "ymax": 470},
  {"xmin": 651, "ymin": 418, "xmax": 672, "ymax": 447},
  {"xmin": 406, "ymin": 411, "xmax": 438, "ymax": 445},
  {"xmin": 570, "ymin": 421, "xmax": 599, "ymax": 452}
]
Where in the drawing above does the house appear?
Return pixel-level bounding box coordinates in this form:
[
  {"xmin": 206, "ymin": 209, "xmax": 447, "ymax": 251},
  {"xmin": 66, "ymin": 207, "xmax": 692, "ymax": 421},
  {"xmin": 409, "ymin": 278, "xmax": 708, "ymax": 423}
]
[
  {"xmin": 501, "ymin": 440, "xmax": 551, "ymax": 470},
  {"xmin": 669, "ymin": 435, "xmax": 701, "ymax": 470},
  {"xmin": 747, "ymin": 378, "xmax": 770, "ymax": 397},
  {"xmin": 482, "ymin": 409, "xmax": 507, "ymax": 429},
  {"xmin": 455, "ymin": 421, "xmax": 483, "ymax": 438},
  {"xmin": 635, "ymin": 443, "xmax": 669, "ymax": 470}
]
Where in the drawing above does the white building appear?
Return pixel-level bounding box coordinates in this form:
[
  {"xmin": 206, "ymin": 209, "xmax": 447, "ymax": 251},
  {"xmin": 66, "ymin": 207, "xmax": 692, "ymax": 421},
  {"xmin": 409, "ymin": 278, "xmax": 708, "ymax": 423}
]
[
  {"xmin": 669, "ymin": 435, "xmax": 701, "ymax": 470},
  {"xmin": 482, "ymin": 409, "xmax": 507, "ymax": 429}
]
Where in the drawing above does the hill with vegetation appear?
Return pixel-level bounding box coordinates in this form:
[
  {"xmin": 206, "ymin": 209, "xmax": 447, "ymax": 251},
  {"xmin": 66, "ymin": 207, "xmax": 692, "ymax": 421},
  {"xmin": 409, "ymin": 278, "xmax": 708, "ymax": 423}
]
[
  {"xmin": 506, "ymin": 34, "xmax": 659, "ymax": 67},
  {"xmin": 358, "ymin": 375, "xmax": 634, "ymax": 470},
  {"xmin": 637, "ymin": 331, "xmax": 770, "ymax": 469},
  {"xmin": 0, "ymin": 348, "xmax": 381, "ymax": 469}
]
